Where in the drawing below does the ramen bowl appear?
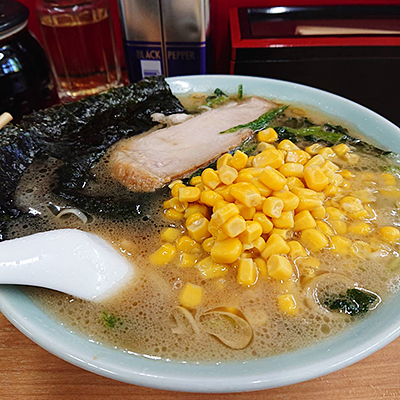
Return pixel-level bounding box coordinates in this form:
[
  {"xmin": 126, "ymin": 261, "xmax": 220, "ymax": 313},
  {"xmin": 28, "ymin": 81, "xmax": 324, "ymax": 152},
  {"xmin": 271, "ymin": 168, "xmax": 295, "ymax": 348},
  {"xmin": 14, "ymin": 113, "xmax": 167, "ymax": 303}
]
[{"xmin": 1, "ymin": 75, "xmax": 400, "ymax": 393}]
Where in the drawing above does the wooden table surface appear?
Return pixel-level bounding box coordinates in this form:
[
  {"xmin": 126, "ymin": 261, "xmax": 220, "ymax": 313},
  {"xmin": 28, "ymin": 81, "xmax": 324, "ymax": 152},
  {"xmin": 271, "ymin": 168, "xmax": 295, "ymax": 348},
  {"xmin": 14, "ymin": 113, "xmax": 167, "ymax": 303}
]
[{"xmin": 1, "ymin": 312, "xmax": 399, "ymax": 399}]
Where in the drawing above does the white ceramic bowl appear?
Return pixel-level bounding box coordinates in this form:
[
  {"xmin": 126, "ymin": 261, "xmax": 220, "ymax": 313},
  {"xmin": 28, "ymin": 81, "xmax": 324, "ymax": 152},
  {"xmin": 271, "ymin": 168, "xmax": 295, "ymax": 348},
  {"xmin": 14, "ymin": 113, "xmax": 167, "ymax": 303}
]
[{"xmin": 1, "ymin": 75, "xmax": 400, "ymax": 393}]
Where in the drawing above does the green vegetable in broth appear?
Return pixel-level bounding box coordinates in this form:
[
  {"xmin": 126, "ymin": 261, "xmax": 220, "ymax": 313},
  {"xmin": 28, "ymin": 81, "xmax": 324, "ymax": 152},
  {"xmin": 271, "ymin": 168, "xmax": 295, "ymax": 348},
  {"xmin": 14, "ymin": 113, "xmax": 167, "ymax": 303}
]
[
  {"xmin": 324, "ymin": 289, "xmax": 378, "ymax": 316},
  {"xmin": 101, "ymin": 311, "xmax": 121, "ymax": 328},
  {"xmin": 205, "ymin": 88, "xmax": 228, "ymax": 107}
]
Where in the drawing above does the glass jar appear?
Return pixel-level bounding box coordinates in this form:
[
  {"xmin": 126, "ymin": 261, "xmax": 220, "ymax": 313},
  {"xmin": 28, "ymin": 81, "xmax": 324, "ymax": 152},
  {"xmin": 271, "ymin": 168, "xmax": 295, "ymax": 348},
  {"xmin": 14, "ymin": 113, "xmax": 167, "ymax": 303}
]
[
  {"xmin": 37, "ymin": 0, "xmax": 122, "ymax": 101},
  {"xmin": 0, "ymin": 0, "xmax": 53, "ymax": 121}
]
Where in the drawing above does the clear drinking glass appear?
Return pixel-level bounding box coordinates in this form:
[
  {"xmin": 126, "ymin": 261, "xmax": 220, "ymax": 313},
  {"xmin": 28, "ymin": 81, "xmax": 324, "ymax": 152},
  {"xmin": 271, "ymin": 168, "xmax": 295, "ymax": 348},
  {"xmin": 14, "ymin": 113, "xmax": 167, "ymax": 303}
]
[{"xmin": 36, "ymin": 0, "xmax": 122, "ymax": 101}]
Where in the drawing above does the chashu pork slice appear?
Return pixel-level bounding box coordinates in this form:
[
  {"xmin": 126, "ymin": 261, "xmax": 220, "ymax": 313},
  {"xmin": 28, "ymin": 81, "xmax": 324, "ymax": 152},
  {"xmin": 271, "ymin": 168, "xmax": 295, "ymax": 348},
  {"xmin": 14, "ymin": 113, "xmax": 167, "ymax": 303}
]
[{"xmin": 109, "ymin": 97, "xmax": 275, "ymax": 192}]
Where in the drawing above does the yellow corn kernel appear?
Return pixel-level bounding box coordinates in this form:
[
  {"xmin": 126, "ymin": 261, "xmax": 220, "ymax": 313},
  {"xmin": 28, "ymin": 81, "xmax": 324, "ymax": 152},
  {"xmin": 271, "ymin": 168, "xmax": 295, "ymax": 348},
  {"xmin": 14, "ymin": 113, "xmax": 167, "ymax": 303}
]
[
  {"xmin": 277, "ymin": 139, "xmax": 300, "ymax": 151},
  {"xmin": 161, "ymin": 227, "xmax": 181, "ymax": 242},
  {"xmin": 210, "ymin": 237, "xmax": 242, "ymax": 263},
  {"xmin": 189, "ymin": 175, "xmax": 202, "ymax": 186},
  {"xmin": 223, "ymin": 215, "xmax": 246, "ymax": 237},
  {"xmin": 230, "ymin": 182, "xmax": 262, "ymax": 208},
  {"xmin": 297, "ymin": 257, "xmax": 320, "ymax": 278},
  {"xmin": 196, "ymin": 183, "xmax": 206, "ymax": 191},
  {"xmin": 262, "ymin": 196, "xmax": 284, "ymax": 218},
  {"xmin": 328, "ymin": 172, "xmax": 344, "ymax": 186},
  {"xmin": 170, "ymin": 183, "xmax": 186, "ymax": 198},
  {"xmin": 217, "ymin": 153, "xmax": 233, "ymax": 169},
  {"xmin": 291, "ymin": 187, "xmax": 320, "ymax": 198},
  {"xmin": 218, "ymin": 164, "xmax": 238, "ymax": 185},
  {"xmin": 318, "ymin": 147, "xmax": 335, "ymax": 158},
  {"xmin": 212, "ymin": 203, "xmax": 240, "ymax": 225},
  {"xmin": 297, "ymin": 256, "xmax": 320, "ymax": 269},
  {"xmin": 294, "ymin": 210, "xmax": 317, "ymax": 231},
  {"xmin": 195, "ymin": 257, "xmax": 228, "ymax": 279},
  {"xmin": 331, "ymin": 235, "xmax": 352, "ymax": 255},
  {"xmin": 288, "ymin": 241, "xmax": 307, "ymax": 259},
  {"xmin": 311, "ymin": 206, "xmax": 326, "ymax": 219},
  {"xmin": 301, "ymin": 229, "xmax": 328, "ymax": 252},
  {"xmin": 253, "ymin": 236, "xmax": 266, "ymax": 252},
  {"xmin": 316, "ymin": 220, "xmax": 334, "ymax": 236},
  {"xmin": 252, "ymin": 148, "xmax": 284, "ymax": 169},
  {"xmin": 305, "ymin": 154, "xmax": 325, "ymax": 168},
  {"xmin": 215, "ymin": 184, "xmax": 235, "ymax": 202},
  {"xmin": 254, "ymin": 257, "xmax": 268, "ymax": 277},
  {"xmin": 305, "ymin": 143, "xmax": 323, "ymax": 155},
  {"xmin": 178, "ymin": 186, "xmax": 201, "ymax": 203},
  {"xmin": 235, "ymin": 171, "xmax": 253, "ymax": 183},
  {"xmin": 259, "ymin": 167, "xmax": 287, "ymax": 191},
  {"xmin": 169, "ymin": 179, "xmax": 183, "ymax": 189},
  {"xmin": 236, "ymin": 203, "xmax": 256, "ymax": 220},
  {"xmin": 187, "ymin": 216, "xmax": 211, "ymax": 242},
  {"xmin": 186, "ymin": 212, "xmax": 205, "ymax": 227},
  {"xmin": 273, "ymin": 190, "xmax": 300, "ymax": 211},
  {"xmin": 270, "ymin": 228, "xmax": 289, "ymax": 239},
  {"xmin": 340, "ymin": 196, "xmax": 364, "ymax": 215},
  {"xmin": 253, "ymin": 212, "xmax": 274, "ymax": 234},
  {"xmin": 165, "ymin": 209, "xmax": 184, "ymax": 221},
  {"xmin": 202, "ymin": 237, "xmax": 215, "ymax": 253},
  {"xmin": 238, "ymin": 258, "xmax": 258, "ymax": 286},
  {"xmin": 321, "ymin": 160, "xmax": 340, "ymax": 173},
  {"xmin": 382, "ymin": 172, "xmax": 396, "ymax": 186},
  {"xmin": 350, "ymin": 241, "xmax": 372, "ymax": 259},
  {"xmin": 329, "ymin": 220, "xmax": 348, "ymax": 235},
  {"xmin": 342, "ymin": 152, "xmax": 360, "ymax": 164},
  {"xmin": 267, "ymin": 255, "xmax": 293, "ymax": 280},
  {"xmin": 248, "ymin": 178, "xmax": 272, "ymax": 197},
  {"xmin": 333, "ymin": 143, "xmax": 350, "ymax": 157},
  {"xmin": 257, "ymin": 142, "xmax": 276, "ymax": 152},
  {"xmin": 279, "ymin": 162, "xmax": 304, "ymax": 178},
  {"xmin": 296, "ymin": 197, "xmax": 323, "ymax": 212},
  {"xmin": 215, "ymin": 230, "xmax": 231, "ymax": 242},
  {"xmin": 278, "ymin": 294, "xmax": 297, "ymax": 315},
  {"xmin": 180, "ymin": 253, "xmax": 199, "ymax": 268},
  {"xmin": 180, "ymin": 283, "xmax": 203, "ymax": 308},
  {"xmin": 201, "ymin": 168, "xmax": 221, "ymax": 190},
  {"xmin": 261, "ymin": 234, "xmax": 290, "ymax": 259},
  {"xmin": 304, "ymin": 166, "xmax": 329, "ymax": 192},
  {"xmin": 324, "ymin": 184, "xmax": 339, "ymax": 198},
  {"xmin": 176, "ymin": 235, "xmax": 199, "ymax": 252},
  {"xmin": 380, "ymin": 226, "xmax": 400, "ymax": 243},
  {"xmin": 245, "ymin": 167, "xmax": 263, "ymax": 177},
  {"xmin": 286, "ymin": 176, "xmax": 305, "ymax": 190},
  {"xmin": 341, "ymin": 169, "xmax": 355, "ymax": 179},
  {"xmin": 258, "ymin": 127, "xmax": 278, "ymax": 143},
  {"xmin": 163, "ymin": 197, "xmax": 188, "ymax": 212},
  {"xmin": 229, "ymin": 150, "xmax": 248, "ymax": 170},
  {"xmin": 239, "ymin": 221, "xmax": 263, "ymax": 243},
  {"xmin": 255, "ymin": 196, "xmax": 266, "ymax": 211},
  {"xmin": 348, "ymin": 222, "xmax": 373, "ymax": 236},
  {"xmin": 286, "ymin": 150, "xmax": 311, "ymax": 165},
  {"xmin": 272, "ymin": 211, "xmax": 295, "ymax": 229},
  {"xmin": 200, "ymin": 190, "xmax": 223, "ymax": 207},
  {"xmin": 247, "ymin": 156, "xmax": 254, "ymax": 167},
  {"xmin": 326, "ymin": 206, "xmax": 345, "ymax": 220},
  {"xmin": 212, "ymin": 200, "xmax": 229, "ymax": 213},
  {"xmin": 149, "ymin": 243, "xmax": 176, "ymax": 265},
  {"xmin": 184, "ymin": 204, "xmax": 209, "ymax": 219}
]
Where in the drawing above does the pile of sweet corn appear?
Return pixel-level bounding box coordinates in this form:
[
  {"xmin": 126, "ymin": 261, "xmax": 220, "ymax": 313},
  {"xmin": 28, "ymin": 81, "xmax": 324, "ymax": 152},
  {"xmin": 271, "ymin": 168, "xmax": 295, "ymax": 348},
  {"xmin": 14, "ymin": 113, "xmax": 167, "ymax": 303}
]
[{"xmin": 149, "ymin": 128, "xmax": 400, "ymax": 315}]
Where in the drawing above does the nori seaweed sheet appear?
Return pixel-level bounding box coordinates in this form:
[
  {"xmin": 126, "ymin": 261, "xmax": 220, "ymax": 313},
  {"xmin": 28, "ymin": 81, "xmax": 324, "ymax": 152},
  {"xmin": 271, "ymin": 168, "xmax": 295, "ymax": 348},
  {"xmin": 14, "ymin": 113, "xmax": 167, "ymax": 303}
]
[{"xmin": 0, "ymin": 76, "xmax": 186, "ymax": 239}]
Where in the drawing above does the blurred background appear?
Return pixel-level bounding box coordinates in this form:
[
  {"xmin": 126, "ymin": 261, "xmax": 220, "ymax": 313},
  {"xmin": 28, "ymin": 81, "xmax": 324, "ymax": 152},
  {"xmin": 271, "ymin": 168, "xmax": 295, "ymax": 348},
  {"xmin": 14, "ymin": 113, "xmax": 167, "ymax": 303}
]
[{"xmin": 3, "ymin": 0, "xmax": 400, "ymax": 124}]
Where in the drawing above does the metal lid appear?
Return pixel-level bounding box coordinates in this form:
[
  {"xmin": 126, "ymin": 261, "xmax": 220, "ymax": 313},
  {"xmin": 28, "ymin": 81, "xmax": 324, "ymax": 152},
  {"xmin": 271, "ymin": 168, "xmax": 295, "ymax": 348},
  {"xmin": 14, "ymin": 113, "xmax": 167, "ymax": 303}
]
[{"xmin": 0, "ymin": 0, "xmax": 29, "ymax": 34}]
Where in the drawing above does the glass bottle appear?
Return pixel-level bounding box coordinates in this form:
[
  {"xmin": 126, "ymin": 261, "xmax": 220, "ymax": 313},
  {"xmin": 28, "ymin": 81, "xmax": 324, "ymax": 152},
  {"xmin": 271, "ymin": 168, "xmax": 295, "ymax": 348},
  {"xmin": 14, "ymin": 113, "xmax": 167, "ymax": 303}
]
[{"xmin": 36, "ymin": 0, "xmax": 122, "ymax": 101}]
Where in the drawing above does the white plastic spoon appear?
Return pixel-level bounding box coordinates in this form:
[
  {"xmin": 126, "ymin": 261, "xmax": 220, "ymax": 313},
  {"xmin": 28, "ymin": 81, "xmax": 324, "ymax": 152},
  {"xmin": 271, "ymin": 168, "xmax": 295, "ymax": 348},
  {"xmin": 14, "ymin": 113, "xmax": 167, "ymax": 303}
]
[{"xmin": 0, "ymin": 229, "xmax": 134, "ymax": 302}]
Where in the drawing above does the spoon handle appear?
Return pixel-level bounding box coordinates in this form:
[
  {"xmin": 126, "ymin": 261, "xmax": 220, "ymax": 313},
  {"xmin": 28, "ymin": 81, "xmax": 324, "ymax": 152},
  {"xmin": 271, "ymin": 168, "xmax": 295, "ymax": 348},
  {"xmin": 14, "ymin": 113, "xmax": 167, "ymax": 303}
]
[{"xmin": 0, "ymin": 229, "xmax": 132, "ymax": 301}]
